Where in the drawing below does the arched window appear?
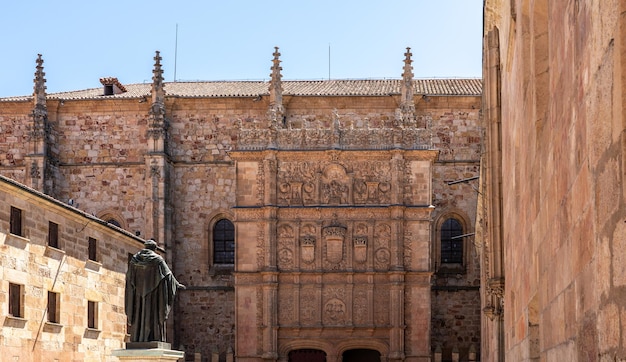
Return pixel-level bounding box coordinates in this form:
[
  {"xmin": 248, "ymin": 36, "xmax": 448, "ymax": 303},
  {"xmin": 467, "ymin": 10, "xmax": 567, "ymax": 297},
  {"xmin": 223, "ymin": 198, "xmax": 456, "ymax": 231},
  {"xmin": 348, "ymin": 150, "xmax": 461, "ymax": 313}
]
[
  {"xmin": 106, "ymin": 218, "xmax": 122, "ymax": 228},
  {"xmin": 440, "ymin": 218, "xmax": 463, "ymax": 264},
  {"xmin": 213, "ymin": 219, "xmax": 235, "ymax": 264}
]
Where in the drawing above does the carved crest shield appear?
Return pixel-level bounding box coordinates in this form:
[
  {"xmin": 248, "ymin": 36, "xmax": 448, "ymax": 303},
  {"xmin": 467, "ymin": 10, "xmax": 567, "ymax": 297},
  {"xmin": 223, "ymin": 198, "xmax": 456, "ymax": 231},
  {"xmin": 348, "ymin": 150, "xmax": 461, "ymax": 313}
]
[
  {"xmin": 323, "ymin": 225, "xmax": 346, "ymax": 264},
  {"xmin": 300, "ymin": 236, "xmax": 316, "ymax": 263},
  {"xmin": 353, "ymin": 236, "xmax": 368, "ymax": 263}
]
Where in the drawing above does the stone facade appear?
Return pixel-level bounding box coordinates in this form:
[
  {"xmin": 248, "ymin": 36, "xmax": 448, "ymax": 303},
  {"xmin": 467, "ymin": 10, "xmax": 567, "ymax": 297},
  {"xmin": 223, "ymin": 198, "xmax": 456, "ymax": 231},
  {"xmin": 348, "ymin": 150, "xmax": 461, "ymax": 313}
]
[
  {"xmin": 0, "ymin": 49, "xmax": 481, "ymax": 361},
  {"xmin": 480, "ymin": 1, "xmax": 626, "ymax": 361},
  {"xmin": 0, "ymin": 174, "xmax": 145, "ymax": 361}
]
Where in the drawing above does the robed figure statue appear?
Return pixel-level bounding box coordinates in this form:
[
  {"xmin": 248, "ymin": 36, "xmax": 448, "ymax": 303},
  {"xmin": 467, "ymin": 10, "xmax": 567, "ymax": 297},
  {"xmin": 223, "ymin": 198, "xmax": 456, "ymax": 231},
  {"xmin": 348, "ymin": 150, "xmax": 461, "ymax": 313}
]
[{"xmin": 125, "ymin": 239, "xmax": 185, "ymax": 342}]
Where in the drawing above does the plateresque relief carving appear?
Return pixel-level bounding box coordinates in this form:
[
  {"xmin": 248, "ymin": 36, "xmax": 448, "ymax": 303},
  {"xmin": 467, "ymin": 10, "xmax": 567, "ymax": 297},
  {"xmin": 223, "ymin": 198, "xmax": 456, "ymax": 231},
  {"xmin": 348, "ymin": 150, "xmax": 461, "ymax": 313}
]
[
  {"xmin": 323, "ymin": 223, "xmax": 347, "ymax": 265},
  {"xmin": 277, "ymin": 224, "xmax": 295, "ymax": 270}
]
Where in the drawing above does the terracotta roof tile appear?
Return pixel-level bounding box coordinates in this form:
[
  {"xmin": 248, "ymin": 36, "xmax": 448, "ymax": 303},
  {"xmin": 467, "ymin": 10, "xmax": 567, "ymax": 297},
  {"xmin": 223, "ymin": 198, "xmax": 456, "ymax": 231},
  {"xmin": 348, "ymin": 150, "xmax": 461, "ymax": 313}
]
[{"xmin": 0, "ymin": 79, "xmax": 481, "ymax": 102}]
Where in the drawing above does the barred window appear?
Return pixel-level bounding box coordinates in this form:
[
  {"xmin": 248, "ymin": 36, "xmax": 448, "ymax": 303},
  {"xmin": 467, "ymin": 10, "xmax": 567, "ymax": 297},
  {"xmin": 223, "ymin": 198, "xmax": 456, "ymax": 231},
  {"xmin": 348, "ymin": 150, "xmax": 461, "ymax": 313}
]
[
  {"xmin": 441, "ymin": 218, "xmax": 463, "ymax": 264},
  {"xmin": 213, "ymin": 219, "xmax": 235, "ymax": 264}
]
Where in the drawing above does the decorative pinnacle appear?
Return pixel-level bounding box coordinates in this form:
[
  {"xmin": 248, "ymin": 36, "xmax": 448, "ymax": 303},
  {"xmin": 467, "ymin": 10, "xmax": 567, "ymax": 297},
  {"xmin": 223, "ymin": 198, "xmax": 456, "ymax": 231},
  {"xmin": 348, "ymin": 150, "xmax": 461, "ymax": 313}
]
[
  {"xmin": 269, "ymin": 46, "xmax": 283, "ymax": 100},
  {"xmin": 270, "ymin": 46, "xmax": 282, "ymax": 82},
  {"xmin": 402, "ymin": 47, "xmax": 414, "ymax": 82},
  {"xmin": 151, "ymin": 50, "xmax": 165, "ymax": 104},
  {"xmin": 401, "ymin": 47, "xmax": 415, "ymax": 106},
  {"xmin": 33, "ymin": 54, "xmax": 47, "ymax": 107},
  {"xmin": 268, "ymin": 46, "xmax": 284, "ymax": 127}
]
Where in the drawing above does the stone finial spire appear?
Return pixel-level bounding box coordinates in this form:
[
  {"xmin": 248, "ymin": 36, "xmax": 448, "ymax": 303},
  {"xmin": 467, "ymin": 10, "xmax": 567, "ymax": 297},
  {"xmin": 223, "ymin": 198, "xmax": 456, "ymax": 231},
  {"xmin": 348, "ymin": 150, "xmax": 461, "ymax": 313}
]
[
  {"xmin": 28, "ymin": 54, "xmax": 49, "ymax": 192},
  {"xmin": 396, "ymin": 47, "xmax": 416, "ymax": 128},
  {"xmin": 401, "ymin": 47, "xmax": 414, "ymax": 105},
  {"xmin": 268, "ymin": 47, "xmax": 285, "ymax": 128},
  {"xmin": 148, "ymin": 51, "xmax": 168, "ymax": 152},
  {"xmin": 151, "ymin": 51, "xmax": 165, "ymax": 105},
  {"xmin": 31, "ymin": 54, "xmax": 48, "ymax": 141}
]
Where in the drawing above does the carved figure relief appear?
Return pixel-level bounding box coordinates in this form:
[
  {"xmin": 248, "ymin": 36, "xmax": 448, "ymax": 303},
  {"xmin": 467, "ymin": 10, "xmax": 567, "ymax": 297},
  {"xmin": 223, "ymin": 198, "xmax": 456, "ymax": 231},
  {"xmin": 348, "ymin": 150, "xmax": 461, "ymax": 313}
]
[
  {"xmin": 323, "ymin": 287, "xmax": 347, "ymax": 325},
  {"xmin": 321, "ymin": 164, "xmax": 350, "ymax": 204},
  {"xmin": 324, "ymin": 298, "xmax": 346, "ymax": 324}
]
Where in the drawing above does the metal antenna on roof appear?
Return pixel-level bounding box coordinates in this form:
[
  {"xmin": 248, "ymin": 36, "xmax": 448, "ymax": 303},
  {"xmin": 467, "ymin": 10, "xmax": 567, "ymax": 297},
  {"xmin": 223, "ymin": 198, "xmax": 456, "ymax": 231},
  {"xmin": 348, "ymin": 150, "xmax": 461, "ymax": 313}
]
[
  {"xmin": 328, "ymin": 43, "xmax": 331, "ymax": 80},
  {"xmin": 174, "ymin": 24, "xmax": 178, "ymax": 82}
]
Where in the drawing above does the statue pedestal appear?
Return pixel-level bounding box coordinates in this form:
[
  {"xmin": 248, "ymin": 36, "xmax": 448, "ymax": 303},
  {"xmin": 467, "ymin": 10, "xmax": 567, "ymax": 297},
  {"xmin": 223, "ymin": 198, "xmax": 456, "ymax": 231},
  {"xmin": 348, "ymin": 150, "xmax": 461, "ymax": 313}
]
[{"xmin": 112, "ymin": 342, "xmax": 185, "ymax": 362}]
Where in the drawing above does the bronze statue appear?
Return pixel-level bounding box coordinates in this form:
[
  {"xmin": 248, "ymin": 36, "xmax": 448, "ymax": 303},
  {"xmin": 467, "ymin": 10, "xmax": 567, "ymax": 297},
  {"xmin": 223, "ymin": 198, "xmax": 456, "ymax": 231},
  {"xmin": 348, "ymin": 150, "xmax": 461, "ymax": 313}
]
[{"xmin": 125, "ymin": 239, "xmax": 185, "ymax": 342}]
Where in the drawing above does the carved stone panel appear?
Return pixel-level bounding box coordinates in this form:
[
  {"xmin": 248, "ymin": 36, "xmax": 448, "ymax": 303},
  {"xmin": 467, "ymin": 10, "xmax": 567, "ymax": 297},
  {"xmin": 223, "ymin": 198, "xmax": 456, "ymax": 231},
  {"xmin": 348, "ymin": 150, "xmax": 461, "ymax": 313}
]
[
  {"xmin": 320, "ymin": 164, "xmax": 350, "ymax": 205},
  {"xmin": 353, "ymin": 236, "xmax": 368, "ymax": 264},
  {"xmin": 353, "ymin": 287, "xmax": 369, "ymax": 325},
  {"xmin": 300, "ymin": 287, "xmax": 320, "ymax": 325},
  {"xmin": 323, "ymin": 286, "xmax": 347, "ymax": 326},
  {"xmin": 374, "ymin": 223, "xmax": 392, "ymax": 270},
  {"xmin": 277, "ymin": 224, "xmax": 295, "ymax": 270},
  {"xmin": 278, "ymin": 286, "xmax": 296, "ymax": 325}
]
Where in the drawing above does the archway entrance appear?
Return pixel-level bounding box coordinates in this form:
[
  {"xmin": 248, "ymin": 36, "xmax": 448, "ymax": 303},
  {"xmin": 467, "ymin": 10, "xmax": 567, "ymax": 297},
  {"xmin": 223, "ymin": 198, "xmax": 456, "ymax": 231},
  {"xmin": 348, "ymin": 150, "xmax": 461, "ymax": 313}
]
[
  {"xmin": 288, "ymin": 349, "xmax": 327, "ymax": 362},
  {"xmin": 342, "ymin": 348, "xmax": 381, "ymax": 362}
]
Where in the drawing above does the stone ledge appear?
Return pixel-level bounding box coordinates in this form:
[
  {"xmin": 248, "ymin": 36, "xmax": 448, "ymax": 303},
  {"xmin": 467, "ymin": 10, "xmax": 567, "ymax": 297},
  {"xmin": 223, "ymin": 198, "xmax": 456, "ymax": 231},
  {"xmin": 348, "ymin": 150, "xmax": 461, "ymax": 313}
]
[{"xmin": 112, "ymin": 346, "xmax": 185, "ymax": 361}]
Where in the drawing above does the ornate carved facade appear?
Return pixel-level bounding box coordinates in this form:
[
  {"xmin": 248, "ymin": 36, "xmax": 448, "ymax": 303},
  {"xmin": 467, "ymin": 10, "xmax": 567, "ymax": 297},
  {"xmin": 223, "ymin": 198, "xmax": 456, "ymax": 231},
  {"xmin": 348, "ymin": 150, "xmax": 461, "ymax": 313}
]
[{"xmin": 0, "ymin": 49, "xmax": 481, "ymax": 361}]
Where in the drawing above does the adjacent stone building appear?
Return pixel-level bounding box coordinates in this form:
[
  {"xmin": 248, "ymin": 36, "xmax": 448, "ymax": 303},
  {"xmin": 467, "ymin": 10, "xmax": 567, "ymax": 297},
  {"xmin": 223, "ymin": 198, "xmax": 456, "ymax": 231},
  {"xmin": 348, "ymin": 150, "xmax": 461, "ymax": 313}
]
[
  {"xmin": 0, "ymin": 48, "xmax": 481, "ymax": 361},
  {"xmin": 479, "ymin": 1, "xmax": 626, "ymax": 361},
  {"xmin": 0, "ymin": 174, "xmax": 145, "ymax": 361}
]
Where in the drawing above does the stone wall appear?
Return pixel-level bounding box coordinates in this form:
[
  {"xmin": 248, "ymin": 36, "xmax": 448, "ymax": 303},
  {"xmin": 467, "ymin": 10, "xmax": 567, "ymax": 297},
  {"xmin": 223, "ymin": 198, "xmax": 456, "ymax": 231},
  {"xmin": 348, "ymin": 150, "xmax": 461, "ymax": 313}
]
[{"xmin": 482, "ymin": 0, "xmax": 626, "ymax": 360}]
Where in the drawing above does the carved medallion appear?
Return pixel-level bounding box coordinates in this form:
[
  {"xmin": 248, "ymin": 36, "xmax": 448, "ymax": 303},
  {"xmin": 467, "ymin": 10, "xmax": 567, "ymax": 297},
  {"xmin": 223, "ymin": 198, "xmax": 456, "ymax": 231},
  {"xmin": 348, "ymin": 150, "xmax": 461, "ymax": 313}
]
[{"xmin": 324, "ymin": 298, "xmax": 346, "ymax": 324}]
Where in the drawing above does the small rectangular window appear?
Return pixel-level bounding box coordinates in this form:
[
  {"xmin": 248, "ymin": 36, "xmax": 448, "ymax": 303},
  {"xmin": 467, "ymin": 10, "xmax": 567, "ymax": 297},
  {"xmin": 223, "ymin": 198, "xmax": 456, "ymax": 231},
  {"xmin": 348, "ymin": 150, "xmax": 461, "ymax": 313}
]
[
  {"xmin": 9, "ymin": 283, "xmax": 23, "ymax": 318},
  {"xmin": 87, "ymin": 301, "xmax": 98, "ymax": 329},
  {"xmin": 88, "ymin": 237, "xmax": 97, "ymax": 261},
  {"xmin": 48, "ymin": 291, "xmax": 60, "ymax": 323},
  {"xmin": 48, "ymin": 221, "xmax": 59, "ymax": 248},
  {"xmin": 10, "ymin": 206, "xmax": 23, "ymax": 236}
]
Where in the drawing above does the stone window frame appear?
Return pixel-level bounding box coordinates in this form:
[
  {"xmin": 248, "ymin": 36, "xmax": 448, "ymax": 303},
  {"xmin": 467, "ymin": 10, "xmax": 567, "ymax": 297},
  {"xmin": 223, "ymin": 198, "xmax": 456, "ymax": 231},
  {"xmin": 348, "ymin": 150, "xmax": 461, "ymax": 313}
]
[
  {"xmin": 207, "ymin": 211, "xmax": 235, "ymax": 274},
  {"xmin": 433, "ymin": 211, "xmax": 471, "ymax": 274}
]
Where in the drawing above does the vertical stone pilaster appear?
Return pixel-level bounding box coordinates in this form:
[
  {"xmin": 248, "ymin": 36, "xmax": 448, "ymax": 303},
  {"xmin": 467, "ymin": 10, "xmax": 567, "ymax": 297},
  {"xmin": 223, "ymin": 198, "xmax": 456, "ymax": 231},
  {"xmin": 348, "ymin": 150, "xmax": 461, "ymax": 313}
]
[
  {"xmin": 261, "ymin": 271, "xmax": 279, "ymax": 361},
  {"xmin": 388, "ymin": 271, "xmax": 405, "ymax": 361}
]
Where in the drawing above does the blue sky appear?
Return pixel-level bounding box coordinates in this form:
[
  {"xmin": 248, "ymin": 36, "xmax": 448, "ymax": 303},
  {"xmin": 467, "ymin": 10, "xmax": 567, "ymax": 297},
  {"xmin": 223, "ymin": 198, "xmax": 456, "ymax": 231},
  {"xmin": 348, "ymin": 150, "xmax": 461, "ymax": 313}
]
[{"xmin": 0, "ymin": 0, "xmax": 483, "ymax": 97}]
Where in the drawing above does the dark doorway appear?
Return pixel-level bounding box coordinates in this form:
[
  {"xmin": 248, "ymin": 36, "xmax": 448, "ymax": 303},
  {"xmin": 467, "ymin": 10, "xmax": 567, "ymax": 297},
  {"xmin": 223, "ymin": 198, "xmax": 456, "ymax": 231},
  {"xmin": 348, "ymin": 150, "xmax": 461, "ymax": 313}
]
[
  {"xmin": 288, "ymin": 349, "xmax": 327, "ymax": 362},
  {"xmin": 342, "ymin": 349, "xmax": 381, "ymax": 362}
]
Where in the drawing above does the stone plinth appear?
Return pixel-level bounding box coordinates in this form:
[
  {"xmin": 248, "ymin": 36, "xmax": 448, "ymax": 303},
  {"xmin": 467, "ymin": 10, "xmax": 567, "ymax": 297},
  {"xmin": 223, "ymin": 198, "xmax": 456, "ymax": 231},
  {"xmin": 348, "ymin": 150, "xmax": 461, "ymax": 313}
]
[{"xmin": 112, "ymin": 342, "xmax": 184, "ymax": 361}]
